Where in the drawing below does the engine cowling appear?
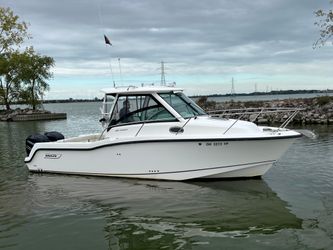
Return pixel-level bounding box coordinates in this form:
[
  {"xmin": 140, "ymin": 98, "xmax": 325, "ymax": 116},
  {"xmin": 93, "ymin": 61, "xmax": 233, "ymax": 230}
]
[{"xmin": 25, "ymin": 131, "xmax": 64, "ymax": 156}]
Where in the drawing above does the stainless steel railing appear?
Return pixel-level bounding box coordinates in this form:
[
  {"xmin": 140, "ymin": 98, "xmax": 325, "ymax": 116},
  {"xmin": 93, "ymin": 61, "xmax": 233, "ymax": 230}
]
[{"xmin": 207, "ymin": 107, "xmax": 304, "ymax": 134}]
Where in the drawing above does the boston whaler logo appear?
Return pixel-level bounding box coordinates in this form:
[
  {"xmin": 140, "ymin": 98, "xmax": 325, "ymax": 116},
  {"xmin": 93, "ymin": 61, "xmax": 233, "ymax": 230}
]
[{"xmin": 44, "ymin": 153, "xmax": 62, "ymax": 159}]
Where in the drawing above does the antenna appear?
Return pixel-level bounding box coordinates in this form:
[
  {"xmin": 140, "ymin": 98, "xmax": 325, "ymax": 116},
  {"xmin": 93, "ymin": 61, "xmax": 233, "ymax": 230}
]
[
  {"xmin": 161, "ymin": 61, "xmax": 166, "ymax": 86},
  {"xmin": 231, "ymin": 77, "xmax": 235, "ymax": 96},
  {"xmin": 118, "ymin": 58, "xmax": 123, "ymax": 85}
]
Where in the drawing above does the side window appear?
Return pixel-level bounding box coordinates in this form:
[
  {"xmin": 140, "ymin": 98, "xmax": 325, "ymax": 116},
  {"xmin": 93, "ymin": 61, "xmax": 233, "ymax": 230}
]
[
  {"xmin": 109, "ymin": 95, "xmax": 175, "ymax": 126},
  {"xmin": 110, "ymin": 96, "xmax": 135, "ymax": 124}
]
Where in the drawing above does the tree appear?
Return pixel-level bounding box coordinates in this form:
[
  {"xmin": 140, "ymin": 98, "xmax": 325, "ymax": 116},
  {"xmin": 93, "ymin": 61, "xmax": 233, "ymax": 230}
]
[
  {"xmin": 0, "ymin": 52, "xmax": 24, "ymax": 110},
  {"xmin": 0, "ymin": 6, "xmax": 30, "ymax": 110},
  {"xmin": 18, "ymin": 48, "xmax": 55, "ymax": 110},
  {"xmin": 0, "ymin": 6, "xmax": 30, "ymax": 54},
  {"xmin": 314, "ymin": 4, "xmax": 333, "ymax": 48},
  {"xmin": 0, "ymin": 7, "xmax": 54, "ymax": 111}
]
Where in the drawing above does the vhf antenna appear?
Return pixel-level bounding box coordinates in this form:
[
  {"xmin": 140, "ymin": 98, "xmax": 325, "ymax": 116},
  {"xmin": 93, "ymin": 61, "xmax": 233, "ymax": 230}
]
[{"xmin": 118, "ymin": 58, "xmax": 123, "ymax": 85}]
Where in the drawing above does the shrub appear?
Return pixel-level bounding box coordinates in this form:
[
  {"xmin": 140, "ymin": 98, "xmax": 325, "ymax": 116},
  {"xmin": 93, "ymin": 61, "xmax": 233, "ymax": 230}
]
[
  {"xmin": 317, "ymin": 96, "xmax": 332, "ymax": 106},
  {"xmin": 196, "ymin": 96, "xmax": 217, "ymax": 110}
]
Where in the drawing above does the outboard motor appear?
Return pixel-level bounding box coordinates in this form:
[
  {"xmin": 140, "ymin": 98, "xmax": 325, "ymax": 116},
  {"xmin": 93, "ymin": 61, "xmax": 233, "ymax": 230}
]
[
  {"xmin": 25, "ymin": 131, "xmax": 65, "ymax": 156},
  {"xmin": 25, "ymin": 133, "xmax": 50, "ymax": 156},
  {"xmin": 44, "ymin": 131, "xmax": 65, "ymax": 142}
]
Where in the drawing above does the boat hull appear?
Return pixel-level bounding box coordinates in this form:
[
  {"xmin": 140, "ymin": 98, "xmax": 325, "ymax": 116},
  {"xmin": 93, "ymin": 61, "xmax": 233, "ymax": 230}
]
[{"xmin": 25, "ymin": 136, "xmax": 298, "ymax": 180}]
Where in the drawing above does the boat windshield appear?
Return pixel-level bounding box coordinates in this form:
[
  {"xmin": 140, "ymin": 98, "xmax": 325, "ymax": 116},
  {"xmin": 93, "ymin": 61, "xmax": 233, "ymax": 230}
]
[
  {"xmin": 159, "ymin": 92, "xmax": 207, "ymax": 119},
  {"xmin": 103, "ymin": 94, "xmax": 116, "ymax": 115},
  {"xmin": 108, "ymin": 94, "xmax": 177, "ymax": 127}
]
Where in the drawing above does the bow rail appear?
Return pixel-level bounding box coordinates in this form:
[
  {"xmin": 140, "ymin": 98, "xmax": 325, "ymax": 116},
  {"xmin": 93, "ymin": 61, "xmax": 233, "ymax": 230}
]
[{"xmin": 207, "ymin": 107, "xmax": 304, "ymax": 134}]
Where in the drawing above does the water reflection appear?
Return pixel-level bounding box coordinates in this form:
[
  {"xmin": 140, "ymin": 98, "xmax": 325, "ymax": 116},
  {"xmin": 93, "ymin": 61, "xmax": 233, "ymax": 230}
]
[{"xmin": 3, "ymin": 175, "xmax": 301, "ymax": 250}]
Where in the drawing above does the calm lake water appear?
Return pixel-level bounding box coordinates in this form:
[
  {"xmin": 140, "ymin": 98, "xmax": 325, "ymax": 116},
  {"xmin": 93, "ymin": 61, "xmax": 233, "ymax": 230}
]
[{"xmin": 0, "ymin": 102, "xmax": 332, "ymax": 249}]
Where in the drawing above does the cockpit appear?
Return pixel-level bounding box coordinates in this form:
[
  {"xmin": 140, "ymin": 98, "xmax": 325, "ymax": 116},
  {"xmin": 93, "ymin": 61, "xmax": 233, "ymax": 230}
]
[{"xmin": 101, "ymin": 90, "xmax": 207, "ymax": 128}]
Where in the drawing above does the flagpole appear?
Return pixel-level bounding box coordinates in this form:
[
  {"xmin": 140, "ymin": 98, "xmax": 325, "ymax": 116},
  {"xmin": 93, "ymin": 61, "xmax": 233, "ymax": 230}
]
[
  {"xmin": 108, "ymin": 51, "xmax": 115, "ymax": 87},
  {"xmin": 103, "ymin": 35, "xmax": 115, "ymax": 87},
  {"xmin": 98, "ymin": 5, "xmax": 115, "ymax": 87}
]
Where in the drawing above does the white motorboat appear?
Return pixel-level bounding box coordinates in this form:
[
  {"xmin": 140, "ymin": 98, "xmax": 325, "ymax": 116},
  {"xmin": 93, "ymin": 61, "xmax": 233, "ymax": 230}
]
[{"xmin": 24, "ymin": 85, "xmax": 302, "ymax": 180}]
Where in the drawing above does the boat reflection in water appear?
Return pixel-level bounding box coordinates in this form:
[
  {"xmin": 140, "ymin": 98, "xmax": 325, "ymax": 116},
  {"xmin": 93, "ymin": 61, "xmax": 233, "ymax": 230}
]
[{"xmin": 18, "ymin": 174, "xmax": 302, "ymax": 249}]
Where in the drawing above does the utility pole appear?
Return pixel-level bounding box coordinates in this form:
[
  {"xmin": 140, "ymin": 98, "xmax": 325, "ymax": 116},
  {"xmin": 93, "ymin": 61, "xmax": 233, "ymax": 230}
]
[
  {"xmin": 161, "ymin": 61, "xmax": 166, "ymax": 86},
  {"xmin": 231, "ymin": 77, "xmax": 235, "ymax": 96}
]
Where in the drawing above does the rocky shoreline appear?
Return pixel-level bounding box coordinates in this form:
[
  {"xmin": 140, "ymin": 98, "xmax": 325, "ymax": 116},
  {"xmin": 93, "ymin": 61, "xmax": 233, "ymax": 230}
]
[
  {"xmin": 203, "ymin": 96, "xmax": 333, "ymax": 125},
  {"xmin": 0, "ymin": 108, "xmax": 67, "ymax": 122},
  {"xmin": 1, "ymin": 96, "xmax": 332, "ymax": 124}
]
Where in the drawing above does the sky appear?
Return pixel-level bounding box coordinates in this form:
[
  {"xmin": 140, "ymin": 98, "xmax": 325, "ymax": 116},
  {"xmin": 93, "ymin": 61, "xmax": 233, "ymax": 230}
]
[{"xmin": 2, "ymin": 0, "xmax": 333, "ymax": 99}]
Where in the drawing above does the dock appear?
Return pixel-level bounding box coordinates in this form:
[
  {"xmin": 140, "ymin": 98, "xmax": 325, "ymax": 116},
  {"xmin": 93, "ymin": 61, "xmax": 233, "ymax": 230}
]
[{"xmin": 0, "ymin": 109, "xmax": 67, "ymax": 122}]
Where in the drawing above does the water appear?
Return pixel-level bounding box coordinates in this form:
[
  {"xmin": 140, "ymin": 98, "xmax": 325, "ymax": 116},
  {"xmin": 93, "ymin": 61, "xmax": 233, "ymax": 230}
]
[{"xmin": 0, "ymin": 103, "xmax": 333, "ymax": 249}]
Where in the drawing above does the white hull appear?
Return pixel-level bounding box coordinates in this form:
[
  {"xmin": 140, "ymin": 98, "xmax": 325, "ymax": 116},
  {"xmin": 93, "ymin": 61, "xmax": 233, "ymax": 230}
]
[{"xmin": 25, "ymin": 137, "xmax": 297, "ymax": 180}]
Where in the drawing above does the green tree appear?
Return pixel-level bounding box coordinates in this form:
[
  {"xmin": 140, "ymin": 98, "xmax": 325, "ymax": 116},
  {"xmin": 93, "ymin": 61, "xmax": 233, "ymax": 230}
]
[
  {"xmin": 0, "ymin": 6, "xmax": 30, "ymax": 110},
  {"xmin": 0, "ymin": 7, "xmax": 54, "ymax": 111},
  {"xmin": 0, "ymin": 6, "xmax": 30, "ymax": 54},
  {"xmin": 314, "ymin": 4, "xmax": 333, "ymax": 48},
  {"xmin": 18, "ymin": 48, "xmax": 54, "ymax": 110},
  {"xmin": 0, "ymin": 52, "xmax": 24, "ymax": 110}
]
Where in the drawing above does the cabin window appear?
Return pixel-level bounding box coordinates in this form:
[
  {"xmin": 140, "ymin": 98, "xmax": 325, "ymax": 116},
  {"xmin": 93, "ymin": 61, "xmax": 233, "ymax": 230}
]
[
  {"xmin": 109, "ymin": 95, "xmax": 176, "ymax": 126},
  {"xmin": 159, "ymin": 92, "xmax": 207, "ymax": 118}
]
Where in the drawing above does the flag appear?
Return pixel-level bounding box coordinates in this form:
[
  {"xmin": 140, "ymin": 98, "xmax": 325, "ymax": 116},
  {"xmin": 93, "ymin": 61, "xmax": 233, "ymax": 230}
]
[{"xmin": 104, "ymin": 35, "xmax": 112, "ymax": 46}]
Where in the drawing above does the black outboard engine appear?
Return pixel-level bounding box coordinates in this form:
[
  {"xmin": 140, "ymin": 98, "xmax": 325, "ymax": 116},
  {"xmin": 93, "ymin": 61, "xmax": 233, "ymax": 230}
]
[
  {"xmin": 25, "ymin": 131, "xmax": 64, "ymax": 156},
  {"xmin": 44, "ymin": 131, "xmax": 65, "ymax": 142},
  {"xmin": 26, "ymin": 134, "xmax": 50, "ymax": 156}
]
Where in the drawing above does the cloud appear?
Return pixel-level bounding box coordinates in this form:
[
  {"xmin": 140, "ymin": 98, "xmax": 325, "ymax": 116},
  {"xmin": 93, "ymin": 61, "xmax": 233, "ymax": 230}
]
[{"xmin": 2, "ymin": 0, "xmax": 333, "ymax": 98}]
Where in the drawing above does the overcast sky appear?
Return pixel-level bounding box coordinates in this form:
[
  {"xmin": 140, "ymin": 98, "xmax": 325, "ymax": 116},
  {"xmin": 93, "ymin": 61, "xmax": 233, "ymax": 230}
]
[{"xmin": 2, "ymin": 0, "xmax": 333, "ymax": 99}]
